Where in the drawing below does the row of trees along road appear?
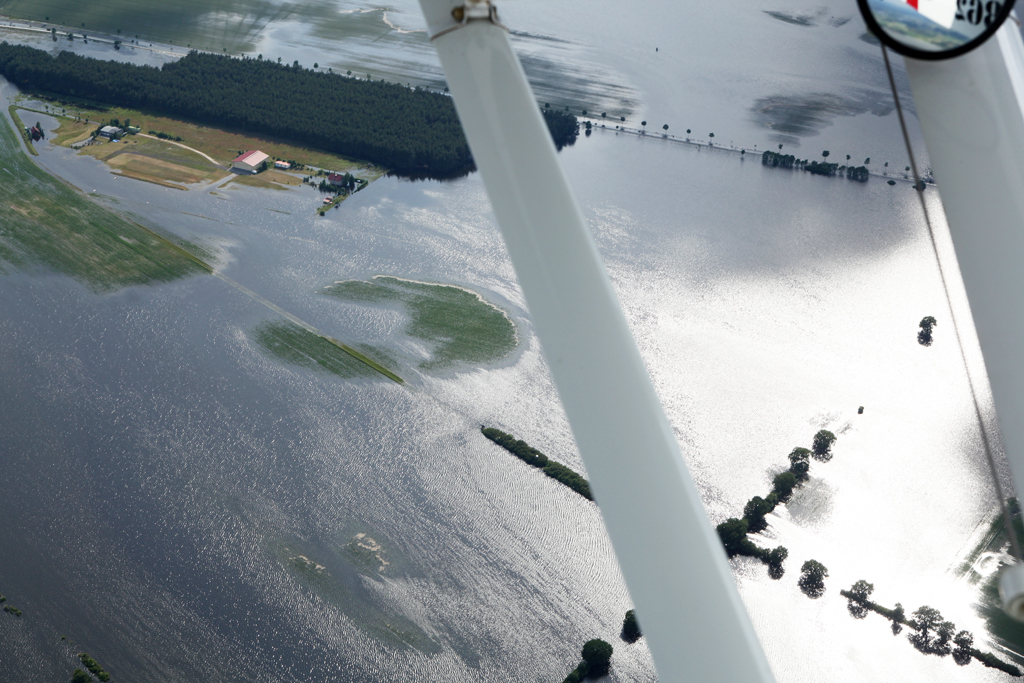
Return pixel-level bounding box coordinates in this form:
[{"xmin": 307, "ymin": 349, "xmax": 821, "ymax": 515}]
[{"xmin": 0, "ymin": 44, "xmax": 578, "ymax": 178}]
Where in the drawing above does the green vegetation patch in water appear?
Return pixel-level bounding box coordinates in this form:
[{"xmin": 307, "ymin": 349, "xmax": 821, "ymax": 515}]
[
  {"xmin": 273, "ymin": 540, "xmax": 440, "ymax": 654},
  {"xmin": 0, "ymin": 107, "xmax": 207, "ymax": 291},
  {"xmin": 252, "ymin": 320, "xmax": 402, "ymax": 383},
  {"xmin": 324, "ymin": 276, "xmax": 517, "ymax": 371}
]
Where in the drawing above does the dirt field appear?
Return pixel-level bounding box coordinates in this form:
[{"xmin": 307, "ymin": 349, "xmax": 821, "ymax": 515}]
[{"xmin": 77, "ymin": 136, "xmax": 228, "ymax": 187}]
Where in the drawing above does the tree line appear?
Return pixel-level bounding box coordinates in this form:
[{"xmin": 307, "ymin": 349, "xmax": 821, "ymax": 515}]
[
  {"xmin": 841, "ymin": 580, "xmax": 1021, "ymax": 676},
  {"xmin": 761, "ymin": 150, "xmax": 869, "ymax": 183},
  {"xmin": 481, "ymin": 427, "xmax": 592, "ymax": 500},
  {"xmin": 77, "ymin": 653, "xmax": 111, "ymax": 682},
  {"xmin": 716, "ymin": 430, "xmax": 837, "ymax": 578},
  {"xmin": 0, "ymin": 44, "xmax": 578, "ymax": 178}
]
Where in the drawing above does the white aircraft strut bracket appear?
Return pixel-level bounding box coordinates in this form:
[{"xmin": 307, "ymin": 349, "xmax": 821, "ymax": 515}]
[{"xmin": 429, "ymin": 0, "xmax": 507, "ymax": 41}]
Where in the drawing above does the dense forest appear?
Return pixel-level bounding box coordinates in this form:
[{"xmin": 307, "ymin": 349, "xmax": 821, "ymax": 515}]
[{"xmin": 0, "ymin": 44, "xmax": 579, "ymax": 177}]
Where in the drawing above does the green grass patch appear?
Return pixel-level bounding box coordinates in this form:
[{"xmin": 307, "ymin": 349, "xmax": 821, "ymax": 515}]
[
  {"xmin": 0, "ymin": 106, "xmax": 208, "ymax": 291},
  {"xmin": 323, "ymin": 276, "xmax": 517, "ymax": 371},
  {"xmin": 252, "ymin": 320, "xmax": 402, "ymax": 383}
]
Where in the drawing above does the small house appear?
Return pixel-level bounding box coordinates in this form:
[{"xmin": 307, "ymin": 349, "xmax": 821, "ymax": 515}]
[
  {"xmin": 232, "ymin": 150, "xmax": 269, "ymax": 174},
  {"xmin": 274, "ymin": 160, "xmax": 291, "ymax": 170},
  {"xmin": 99, "ymin": 125, "xmax": 123, "ymax": 138},
  {"xmin": 327, "ymin": 173, "xmax": 344, "ymax": 184}
]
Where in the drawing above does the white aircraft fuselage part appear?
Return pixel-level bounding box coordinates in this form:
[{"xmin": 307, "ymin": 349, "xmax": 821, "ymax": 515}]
[
  {"xmin": 905, "ymin": 24, "xmax": 1024, "ymax": 524},
  {"xmin": 417, "ymin": 1, "xmax": 777, "ymax": 681}
]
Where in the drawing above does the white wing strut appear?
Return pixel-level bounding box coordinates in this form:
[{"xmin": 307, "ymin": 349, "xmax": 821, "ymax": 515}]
[
  {"xmin": 417, "ymin": 1, "xmax": 776, "ymax": 680},
  {"xmin": 905, "ymin": 27, "xmax": 1024, "ymax": 521}
]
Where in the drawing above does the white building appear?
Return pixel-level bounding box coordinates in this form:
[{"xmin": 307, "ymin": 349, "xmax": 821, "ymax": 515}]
[
  {"xmin": 232, "ymin": 150, "xmax": 269, "ymax": 174},
  {"xmin": 99, "ymin": 125, "xmax": 123, "ymax": 138},
  {"xmin": 274, "ymin": 160, "xmax": 291, "ymax": 170}
]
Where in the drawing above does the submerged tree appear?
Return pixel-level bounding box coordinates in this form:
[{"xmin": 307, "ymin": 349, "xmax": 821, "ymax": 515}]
[
  {"xmin": 891, "ymin": 602, "xmax": 905, "ymax": 634},
  {"xmin": 846, "ymin": 580, "xmax": 874, "ymax": 619},
  {"xmin": 918, "ymin": 316, "xmax": 937, "ymax": 346},
  {"xmin": 798, "ymin": 560, "xmax": 828, "ymax": 598},
  {"xmin": 909, "ymin": 606, "xmax": 955, "ymax": 655},
  {"xmin": 621, "ymin": 609, "xmax": 642, "ymax": 643},
  {"xmin": 716, "ymin": 518, "xmax": 749, "ymax": 556},
  {"xmin": 952, "ymin": 630, "xmax": 974, "ymax": 666},
  {"xmin": 582, "ymin": 639, "xmax": 614, "ymax": 677},
  {"xmin": 743, "ymin": 495, "xmax": 774, "ymax": 533},
  {"xmin": 812, "ymin": 430, "xmax": 837, "ymax": 462},
  {"xmin": 772, "ymin": 471, "xmax": 797, "ymax": 500},
  {"xmin": 788, "ymin": 446, "xmax": 811, "ymax": 480},
  {"xmin": 766, "ymin": 546, "xmax": 788, "ymax": 579}
]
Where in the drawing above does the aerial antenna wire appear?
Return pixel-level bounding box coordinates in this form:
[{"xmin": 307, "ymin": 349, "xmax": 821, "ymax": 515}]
[{"xmin": 882, "ymin": 44, "xmax": 1023, "ymax": 561}]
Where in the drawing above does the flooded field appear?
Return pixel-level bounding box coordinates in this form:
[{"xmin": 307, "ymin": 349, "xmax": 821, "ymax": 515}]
[{"xmin": 1, "ymin": 0, "xmax": 1021, "ymax": 682}]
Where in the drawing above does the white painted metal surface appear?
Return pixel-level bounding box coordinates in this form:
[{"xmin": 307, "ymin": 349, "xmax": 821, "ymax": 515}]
[
  {"xmin": 904, "ymin": 24, "xmax": 1024, "ymax": 512},
  {"xmin": 417, "ymin": 2, "xmax": 777, "ymax": 680}
]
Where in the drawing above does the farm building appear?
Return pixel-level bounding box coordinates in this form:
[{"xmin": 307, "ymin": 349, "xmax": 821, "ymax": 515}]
[
  {"xmin": 232, "ymin": 150, "xmax": 269, "ymax": 174},
  {"xmin": 274, "ymin": 160, "xmax": 291, "ymax": 170},
  {"xmin": 99, "ymin": 125, "xmax": 123, "ymax": 138}
]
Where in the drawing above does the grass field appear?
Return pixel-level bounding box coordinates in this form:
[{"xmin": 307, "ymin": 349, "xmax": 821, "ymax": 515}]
[
  {"xmin": 227, "ymin": 169, "xmax": 302, "ymax": 191},
  {"xmin": 0, "ymin": 107, "xmax": 208, "ymax": 291},
  {"xmin": 25, "ymin": 93, "xmax": 374, "ymax": 174},
  {"xmin": 252, "ymin": 320, "xmax": 403, "ymax": 383},
  {"xmin": 48, "ymin": 117, "xmax": 93, "ymax": 147},
  {"xmin": 79, "ymin": 135, "xmax": 228, "ymax": 187},
  {"xmin": 323, "ymin": 276, "xmax": 518, "ymax": 371}
]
